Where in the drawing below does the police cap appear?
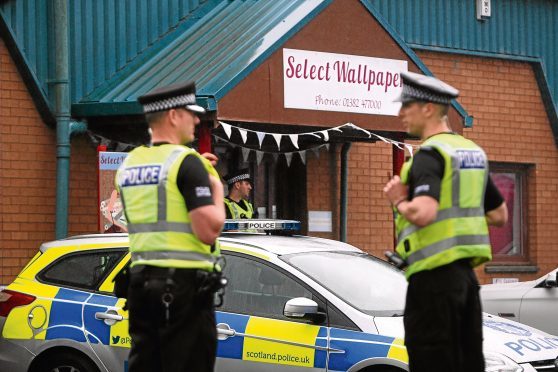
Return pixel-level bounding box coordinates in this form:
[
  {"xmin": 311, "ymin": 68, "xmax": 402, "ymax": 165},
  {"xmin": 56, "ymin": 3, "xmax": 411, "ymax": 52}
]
[
  {"xmin": 225, "ymin": 168, "xmax": 251, "ymax": 185},
  {"xmin": 138, "ymin": 81, "xmax": 206, "ymax": 114},
  {"xmin": 395, "ymin": 71, "xmax": 459, "ymax": 105}
]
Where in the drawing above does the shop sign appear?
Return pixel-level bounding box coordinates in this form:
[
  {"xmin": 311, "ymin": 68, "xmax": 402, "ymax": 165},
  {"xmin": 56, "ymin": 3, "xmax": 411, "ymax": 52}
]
[
  {"xmin": 283, "ymin": 48, "xmax": 407, "ymax": 116},
  {"xmin": 98, "ymin": 151, "xmax": 128, "ymax": 233}
]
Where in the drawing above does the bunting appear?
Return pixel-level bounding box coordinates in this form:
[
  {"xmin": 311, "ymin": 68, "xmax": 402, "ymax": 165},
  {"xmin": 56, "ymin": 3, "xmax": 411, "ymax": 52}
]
[{"xmin": 211, "ymin": 121, "xmax": 419, "ymax": 167}]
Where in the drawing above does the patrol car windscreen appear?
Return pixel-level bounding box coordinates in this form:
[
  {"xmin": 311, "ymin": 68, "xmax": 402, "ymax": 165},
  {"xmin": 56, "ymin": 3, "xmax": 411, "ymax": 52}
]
[{"xmin": 282, "ymin": 251, "xmax": 407, "ymax": 317}]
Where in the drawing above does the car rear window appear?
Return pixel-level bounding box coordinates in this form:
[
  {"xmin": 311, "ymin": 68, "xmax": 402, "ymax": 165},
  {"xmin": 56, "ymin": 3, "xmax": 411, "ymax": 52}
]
[{"xmin": 38, "ymin": 249, "xmax": 126, "ymax": 291}]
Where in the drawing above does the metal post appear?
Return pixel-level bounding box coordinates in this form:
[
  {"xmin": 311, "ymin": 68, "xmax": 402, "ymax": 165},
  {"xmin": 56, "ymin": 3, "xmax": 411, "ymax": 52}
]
[
  {"xmin": 53, "ymin": 0, "xmax": 70, "ymax": 239},
  {"xmin": 340, "ymin": 142, "xmax": 351, "ymax": 242}
]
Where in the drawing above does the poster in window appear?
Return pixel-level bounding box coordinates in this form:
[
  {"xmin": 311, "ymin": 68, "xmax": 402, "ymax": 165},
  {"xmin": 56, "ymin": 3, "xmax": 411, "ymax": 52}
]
[
  {"xmin": 98, "ymin": 151, "xmax": 128, "ymax": 233},
  {"xmin": 489, "ymin": 173, "xmax": 516, "ymax": 255}
]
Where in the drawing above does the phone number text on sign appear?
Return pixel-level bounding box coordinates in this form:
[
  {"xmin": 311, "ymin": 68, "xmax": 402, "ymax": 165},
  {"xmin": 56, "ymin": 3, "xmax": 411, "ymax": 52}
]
[{"xmin": 315, "ymin": 95, "xmax": 382, "ymax": 111}]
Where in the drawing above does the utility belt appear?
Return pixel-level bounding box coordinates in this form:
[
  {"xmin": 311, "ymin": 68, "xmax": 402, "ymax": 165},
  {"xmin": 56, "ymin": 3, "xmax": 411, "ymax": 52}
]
[
  {"xmin": 113, "ymin": 262, "xmax": 228, "ymax": 312},
  {"xmin": 131, "ymin": 265, "xmax": 227, "ymax": 296}
]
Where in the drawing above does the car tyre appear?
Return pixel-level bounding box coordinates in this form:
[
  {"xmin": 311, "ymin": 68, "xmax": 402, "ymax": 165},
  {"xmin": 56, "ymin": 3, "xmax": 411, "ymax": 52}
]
[
  {"xmin": 40, "ymin": 352, "xmax": 99, "ymax": 372},
  {"xmin": 360, "ymin": 366, "xmax": 404, "ymax": 372}
]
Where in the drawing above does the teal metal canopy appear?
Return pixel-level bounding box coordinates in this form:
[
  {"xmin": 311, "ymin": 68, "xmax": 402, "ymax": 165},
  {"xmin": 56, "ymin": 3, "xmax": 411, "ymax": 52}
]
[{"xmin": 73, "ymin": 0, "xmax": 333, "ymax": 117}]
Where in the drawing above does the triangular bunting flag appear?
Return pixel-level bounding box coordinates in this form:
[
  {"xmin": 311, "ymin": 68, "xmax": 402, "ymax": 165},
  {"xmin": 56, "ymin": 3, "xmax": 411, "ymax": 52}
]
[
  {"xmin": 115, "ymin": 142, "xmax": 128, "ymax": 152},
  {"xmin": 325, "ymin": 144, "xmax": 330, "ymax": 151},
  {"xmin": 405, "ymin": 144, "xmax": 414, "ymax": 158},
  {"xmin": 272, "ymin": 153, "xmax": 280, "ymax": 163},
  {"xmin": 298, "ymin": 151, "xmax": 306, "ymax": 165},
  {"xmin": 256, "ymin": 150, "xmax": 264, "ymax": 165},
  {"xmin": 241, "ymin": 147, "xmax": 251, "ymax": 162},
  {"xmin": 289, "ymin": 134, "xmax": 299, "ymax": 149},
  {"xmin": 311, "ymin": 146, "xmax": 321, "ymax": 159},
  {"xmin": 272, "ymin": 133, "xmax": 282, "ymax": 149},
  {"xmin": 239, "ymin": 129, "xmax": 248, "ymax": 144},
  {"xmin": 256, "ymin": 132, "xmax": 266, "ymax": 148},
  {"xmin": 220, "ymin": 122, "xmax": 232, "ymax": 139},
  {"xmin": 320, "ymin": 130, "xmax": 329, "ymax": 142},
  {"xmin": 285, "ymin": 152, "xmax": 293, "ymax": 167}
]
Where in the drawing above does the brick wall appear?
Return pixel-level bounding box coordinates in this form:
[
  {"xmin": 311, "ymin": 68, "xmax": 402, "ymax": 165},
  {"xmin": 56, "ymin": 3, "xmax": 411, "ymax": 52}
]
[
  {"xmin": 417, "ymin": 51, "xmax": 558, "ymax": 283},
  {"xmin": 307, "ymin": 141, "xmax": 398, "ymax": 258},
  {"xmin": 1, "ymin": 38, "xmax": 97, "ymax": 285},
  {"xmin": 346, "ymin": 142, "xmax": 394, "ymax": 258}
]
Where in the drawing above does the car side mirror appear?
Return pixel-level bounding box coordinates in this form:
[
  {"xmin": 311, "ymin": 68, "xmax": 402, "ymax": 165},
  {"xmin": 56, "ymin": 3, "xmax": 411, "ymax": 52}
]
[
  {"xmin": 543, "ymin": 273, "xmax": 558, "ymax": 288},
  {"xmin": 284, "ymin": 297, "xmax": 326, "ymax": 323}
]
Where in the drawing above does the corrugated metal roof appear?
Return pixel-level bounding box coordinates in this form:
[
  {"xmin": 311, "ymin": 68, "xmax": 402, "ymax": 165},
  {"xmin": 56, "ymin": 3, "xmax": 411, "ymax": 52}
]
[
  {"xmin": 75, "ymin": 0, "xmax": 332, "ymax": 115},
  {"xmin": 368, "ymin": 0, "xmax": 558, "ymax": 100},
  {"xmin": 0, "ymin": 0, "xmax": 50, "ymax": 98},
  {"xmin": 0, "ymin": 0, "xmax": 209, "ymax": 103}
]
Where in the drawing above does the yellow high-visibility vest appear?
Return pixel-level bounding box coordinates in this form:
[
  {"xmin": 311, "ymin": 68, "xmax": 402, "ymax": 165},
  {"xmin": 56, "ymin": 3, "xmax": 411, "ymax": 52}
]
[
  {"xmin": 224, "ymin": 198, "xmax": 254, "ymax": 219},
  {"xmin": 395, "ymin": 133, "xmax": 492, "ymax": 279},
  {"xmin": 116, "ymin": 144, "xmax": 221, "ymax": 271}
]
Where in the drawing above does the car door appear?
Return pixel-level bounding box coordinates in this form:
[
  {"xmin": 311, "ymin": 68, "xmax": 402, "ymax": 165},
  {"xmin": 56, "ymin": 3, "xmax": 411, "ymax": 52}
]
[
  {"xmin": 519, "ymin": 270, "xmax": 558, "ymax": 335},
  {"xmin": 39, "ymin": 248, "xmax": 130, "ymax": 372},
  {"xmin": 215, "ymin": 252, "xmax": 327, "ymax": 372}
]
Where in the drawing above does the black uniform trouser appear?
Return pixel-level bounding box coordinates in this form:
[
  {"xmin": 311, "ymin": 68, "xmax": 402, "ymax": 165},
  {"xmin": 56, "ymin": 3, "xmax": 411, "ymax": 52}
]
[
  {"xmin": 127, "ymin": 265, "xmax": 216, "ymax": 372},
  {"xmin": 404, "ymin": 259, "xmax": 484, "ymax": 372}
]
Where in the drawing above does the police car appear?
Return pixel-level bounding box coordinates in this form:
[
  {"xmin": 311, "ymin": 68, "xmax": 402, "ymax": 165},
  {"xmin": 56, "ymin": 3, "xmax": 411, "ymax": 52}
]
[{"xmin": 1, "ymin": 220, "xmax": 557, "ymax": 372}]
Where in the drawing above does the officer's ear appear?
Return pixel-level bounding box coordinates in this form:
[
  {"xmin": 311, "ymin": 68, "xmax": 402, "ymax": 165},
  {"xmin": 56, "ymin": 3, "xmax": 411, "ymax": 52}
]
[{"xmin": 421, "ymin": 102, "xmax": 439, "ymax": 119}]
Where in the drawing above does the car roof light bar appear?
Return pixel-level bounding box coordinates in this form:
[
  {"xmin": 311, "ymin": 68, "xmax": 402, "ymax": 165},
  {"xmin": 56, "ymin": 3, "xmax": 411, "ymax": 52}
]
[{"xmin": 223, "ymin": 219, "xmax": 301, "ymax": 232}]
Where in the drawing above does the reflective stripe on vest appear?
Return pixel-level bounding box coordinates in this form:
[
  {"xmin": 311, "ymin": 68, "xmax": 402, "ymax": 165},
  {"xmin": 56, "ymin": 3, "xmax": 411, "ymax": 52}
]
[
  {"xmin": 397, "ymin": 207, "xmax": 485, "ymax": 242},
  {"xmin": 157, "ymin": 148, "xmax": 187, "ymax": 221},
  {"xmin": 406, "ymin": 234, "xmax": 491, "ymax": 265},
  {"xmin": 132, "ymin": 251, "xmax": 216, "ymax": 264},
  {"xmin": 127, "ymin": 221, "xmax": 193, "ymax": 234}
]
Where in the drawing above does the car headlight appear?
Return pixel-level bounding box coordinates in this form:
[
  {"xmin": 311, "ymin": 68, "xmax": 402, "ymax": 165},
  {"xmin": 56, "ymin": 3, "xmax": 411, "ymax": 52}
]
[{"xmin": 484, "ymin": 351, "xmax": 523, "ymax": 372}]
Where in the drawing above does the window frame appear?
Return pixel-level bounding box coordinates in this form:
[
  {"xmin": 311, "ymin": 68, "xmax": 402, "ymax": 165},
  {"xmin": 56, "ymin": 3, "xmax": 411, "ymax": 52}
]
[
  {"xmin": 220, "ymin": 251, "xmax": 325, "ymax": 324},
  {"xmin": 488, "ymin": 162, "xmax": 531, "ymax": 264},
  {"xmin": 37, "ymin": 248, "xmax": 128, "ymax": 293},
  {"xmin": 221, "ymin": 251, "xmax": 358, "ymax": 330}
]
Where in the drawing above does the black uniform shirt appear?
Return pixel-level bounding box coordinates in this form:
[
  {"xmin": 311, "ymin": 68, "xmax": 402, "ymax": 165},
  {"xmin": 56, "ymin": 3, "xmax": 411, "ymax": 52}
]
[
  {"xmin": 152, "ymin": 142, "xmax": 214, "ymax": 211},
  {"xmin": 408, "ymin": 148, "xmax": 504, "ymax": 212}
]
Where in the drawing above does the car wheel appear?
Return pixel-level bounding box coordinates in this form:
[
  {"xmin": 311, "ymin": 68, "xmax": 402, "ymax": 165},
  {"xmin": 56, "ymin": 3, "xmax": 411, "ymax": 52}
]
[
  {"xmin": 360, "ymin": 366, "xmax": 404, "ymax": 372},
  {"xmin": 41, "ymin": 353, "xmax": 99, "ymax": 372}
]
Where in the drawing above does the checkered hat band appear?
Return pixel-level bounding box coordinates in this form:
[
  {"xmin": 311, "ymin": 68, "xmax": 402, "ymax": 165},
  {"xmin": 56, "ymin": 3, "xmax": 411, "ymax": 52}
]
[
  {"xmin": 142, "ymin": 93, "xmax": 197, "ymax": 113},
  {"xmin": 403, "ymin": 84, "xmax": 451, "ymax": 105},
  {"xmin": 227, "ymin": 174, "xmax": 250, "ymax": 184}
]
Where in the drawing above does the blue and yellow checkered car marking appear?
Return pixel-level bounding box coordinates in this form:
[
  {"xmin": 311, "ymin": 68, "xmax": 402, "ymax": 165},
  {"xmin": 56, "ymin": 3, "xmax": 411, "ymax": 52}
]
[
  {"xmin": 328, "ymin": 328, "xmax": 408, "ymax": 371},
  {"xmin": 216, "ymin": 312, "xmax": 327, "ymax": 368}
]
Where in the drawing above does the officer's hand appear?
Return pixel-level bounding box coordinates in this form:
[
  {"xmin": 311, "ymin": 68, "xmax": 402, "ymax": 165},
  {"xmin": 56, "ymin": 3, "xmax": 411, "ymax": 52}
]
[
  {"xmin": 201, "ymin": 152, "xmax": 219, "ymax": 166},
  {"xmin": 383, "ymin": 176, "xmax": 408, "ymax": 206}
]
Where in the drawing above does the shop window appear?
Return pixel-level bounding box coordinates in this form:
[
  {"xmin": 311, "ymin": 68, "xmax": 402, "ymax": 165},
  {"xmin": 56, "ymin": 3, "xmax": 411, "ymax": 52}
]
[{"xmin": 488, "ymin": 163, "xmax": 529, "ymax": 262}]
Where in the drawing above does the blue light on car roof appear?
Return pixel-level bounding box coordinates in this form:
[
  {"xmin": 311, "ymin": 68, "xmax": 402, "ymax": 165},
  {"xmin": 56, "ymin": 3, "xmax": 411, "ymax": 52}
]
[{"xmin": 223, "ymin": 219, "xmax": 301, "ymax": 232}]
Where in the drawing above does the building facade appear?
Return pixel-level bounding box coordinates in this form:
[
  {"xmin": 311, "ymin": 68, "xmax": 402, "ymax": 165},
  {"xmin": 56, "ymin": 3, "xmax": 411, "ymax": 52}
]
[{"xmin": 1, "ymin": 0, "xmax": 558, "ymax": 285}]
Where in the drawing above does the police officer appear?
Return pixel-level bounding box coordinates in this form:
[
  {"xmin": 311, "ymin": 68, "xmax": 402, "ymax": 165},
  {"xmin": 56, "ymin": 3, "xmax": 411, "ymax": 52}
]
[
  {"xmin": 116, "ymin": 81, "xmax": 225, "ymax": 372},
  {"xmin": 223, "ymin": 168, "xmax": 258, "ymax": 219},
  {"xmin": 383, "ymin": 71, "xmax": 508, "ymax": 372}
]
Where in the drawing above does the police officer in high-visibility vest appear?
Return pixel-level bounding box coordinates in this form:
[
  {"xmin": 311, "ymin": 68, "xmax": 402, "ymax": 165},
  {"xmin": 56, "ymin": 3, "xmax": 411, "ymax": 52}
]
[
  {"xmin": 223, "ymin": 169, "xmax": 258, "ymax": 219},
  {"xmin": 383, "ymin": 72, "xmax": 508, "ymax": 372},
  {"xmin": 116, "ymin": 81, "xmax": 225, "ymax": 372}
]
